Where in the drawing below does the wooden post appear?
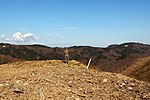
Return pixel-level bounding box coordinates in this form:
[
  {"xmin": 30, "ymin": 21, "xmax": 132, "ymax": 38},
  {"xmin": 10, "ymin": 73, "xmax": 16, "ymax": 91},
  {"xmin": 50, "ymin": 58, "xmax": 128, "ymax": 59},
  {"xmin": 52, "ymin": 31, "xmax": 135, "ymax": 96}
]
[{"xmin": 86, "ymin": 59, "xmax": 91, "ymax": 69}]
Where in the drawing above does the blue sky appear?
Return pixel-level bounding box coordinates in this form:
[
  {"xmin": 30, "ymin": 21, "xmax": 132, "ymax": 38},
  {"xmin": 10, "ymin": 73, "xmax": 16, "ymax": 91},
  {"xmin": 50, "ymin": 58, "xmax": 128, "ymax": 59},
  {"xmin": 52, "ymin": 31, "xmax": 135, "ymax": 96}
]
[{"xmin": 0, "ymin": 0, "xmax": 150, "ymax": 47}]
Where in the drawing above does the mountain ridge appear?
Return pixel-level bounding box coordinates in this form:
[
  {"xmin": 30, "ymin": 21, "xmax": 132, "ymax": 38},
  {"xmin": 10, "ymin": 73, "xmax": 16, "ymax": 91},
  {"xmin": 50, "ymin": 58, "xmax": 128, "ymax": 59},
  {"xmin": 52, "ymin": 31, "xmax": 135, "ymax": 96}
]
[{"xmin": 0, "ymin": 42, "xmax": 150, "ymax": 82}]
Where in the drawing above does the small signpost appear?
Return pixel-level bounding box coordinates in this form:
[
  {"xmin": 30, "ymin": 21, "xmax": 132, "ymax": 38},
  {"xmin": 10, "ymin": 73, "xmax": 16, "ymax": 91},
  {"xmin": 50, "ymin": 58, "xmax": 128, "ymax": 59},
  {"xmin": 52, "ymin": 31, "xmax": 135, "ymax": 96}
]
[{"xmin": 86, "ymin": 59, "xmax": 92, "ymax": 69}]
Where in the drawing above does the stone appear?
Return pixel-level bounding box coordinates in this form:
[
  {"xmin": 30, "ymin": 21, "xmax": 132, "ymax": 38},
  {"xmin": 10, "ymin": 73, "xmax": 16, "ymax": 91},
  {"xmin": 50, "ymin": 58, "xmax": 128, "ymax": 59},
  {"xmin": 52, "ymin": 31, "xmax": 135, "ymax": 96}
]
[
  {"xmin": 75, "ymin": 97, "xmax": 80, "ymax": 100},
  {"xmin": 128, "ymin": 87, "xmax": 133, "ymax": 90},
  {"xmin": 103, "ymin": 79, "xmax": 108, "ymax": 83},
  {"xmin": 31, "ymin": 73, "xmax": 35, "ymax": 76},
  {"xmin": 5, "ymin": 83, "xmax": 9, "ymax": 86},
  {"xmin": 0, "ymin": 84, "xmax": 3, "ymax": 87},
  {"xmin": 16, "ymin": 80, "xmax": 21, "ymax": 84},
  {"xmin": 68, "ymin": 81, "xmax": 72, "ymax": 83},
  {"xmin": 68, "ymin": 89, "xmax": 72, "ymax": 92},
  {"xmin": 23, "ymin": 83, "xmax": 29, "ymax": 86},
  {"xmin": 131, "ymin": 83, "xmax": 135, "ymax": 86},
  {"xmin": 13, "ymin": 88, "xmax": 24, "ymax": 93}
]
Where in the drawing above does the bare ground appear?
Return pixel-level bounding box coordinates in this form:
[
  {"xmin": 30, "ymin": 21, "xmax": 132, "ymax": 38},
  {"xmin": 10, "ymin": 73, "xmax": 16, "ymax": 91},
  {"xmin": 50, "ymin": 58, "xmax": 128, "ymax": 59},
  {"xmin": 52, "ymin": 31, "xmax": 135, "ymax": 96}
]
[{"xmin": 0, "ymin": 60, "xmax": 150, "ymax": 100}]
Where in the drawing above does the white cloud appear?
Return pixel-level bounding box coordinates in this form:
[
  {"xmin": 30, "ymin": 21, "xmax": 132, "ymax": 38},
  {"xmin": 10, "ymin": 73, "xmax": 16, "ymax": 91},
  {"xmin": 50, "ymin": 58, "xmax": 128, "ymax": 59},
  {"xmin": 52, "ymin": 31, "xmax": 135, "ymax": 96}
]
[
  {"xmin": 57, "ymin": 27, "xmax": 79, "ymax": 30},
  {"xmin": 48, "ymin": 34, "xmax": 64, "ymax": 39},
  {"xmin": 0, "ymin": 35, "xmax": 6, "ymax": 38},
  {"xmin": 31, "ymin": 42, "xmax": 47, "ymax": 45},
  {"xmin": 13, "ymin": 32, "xmax": 23, "ymax": 42},
  {"xmin": 12, "ymin": 32, "xmax": 37, "ymax": 42},
  {"xmin": 0, "ymin": 34, "xmax": 10, "ymax": 41},
  {"xmin": 4, "ymin": 38, "xmax": 10, "ymax": 41}
]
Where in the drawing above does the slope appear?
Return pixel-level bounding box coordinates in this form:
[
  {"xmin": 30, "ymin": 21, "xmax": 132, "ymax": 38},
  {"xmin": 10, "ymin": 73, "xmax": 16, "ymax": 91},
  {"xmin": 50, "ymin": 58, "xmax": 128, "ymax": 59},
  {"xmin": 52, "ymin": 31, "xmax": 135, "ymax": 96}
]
[
  {"xmin": 122, "ymin": 56, "xmax": 150, "ymax": 83},
  {"xmin": 0, "ymin": 42, "xmax": 150, "ymax": 83},
  {"xmin": 0, "ymin": 60, "xmax": 150, "ymax": 99}
]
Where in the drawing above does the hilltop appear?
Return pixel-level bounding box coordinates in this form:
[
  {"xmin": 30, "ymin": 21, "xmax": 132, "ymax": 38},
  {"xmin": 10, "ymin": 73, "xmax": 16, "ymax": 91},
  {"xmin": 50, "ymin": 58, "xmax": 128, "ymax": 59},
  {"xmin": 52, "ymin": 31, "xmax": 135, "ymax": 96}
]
[
  {"xmin": 0, "ymin": 42, "xmax": 150, "ymax": 82},
  {"xmin": 0, "ymin": 60, "xmax": 150, "ymax": 99}
]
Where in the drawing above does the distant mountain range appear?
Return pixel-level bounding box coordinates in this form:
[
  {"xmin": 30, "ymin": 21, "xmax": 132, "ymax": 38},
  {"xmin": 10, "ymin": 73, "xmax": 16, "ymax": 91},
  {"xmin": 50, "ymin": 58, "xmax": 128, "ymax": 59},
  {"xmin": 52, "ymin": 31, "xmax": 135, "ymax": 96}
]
[{"xmin": 0, "ymin": 42, "xmax": 150, "ymax": 82}]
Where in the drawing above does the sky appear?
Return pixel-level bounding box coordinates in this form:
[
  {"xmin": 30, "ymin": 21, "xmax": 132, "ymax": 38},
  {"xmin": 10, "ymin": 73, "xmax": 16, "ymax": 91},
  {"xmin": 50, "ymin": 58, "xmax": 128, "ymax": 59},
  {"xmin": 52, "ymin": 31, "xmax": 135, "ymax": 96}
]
[{"xmin": 0, "ymin": 0, "xmax": 150, "ymax": 47}]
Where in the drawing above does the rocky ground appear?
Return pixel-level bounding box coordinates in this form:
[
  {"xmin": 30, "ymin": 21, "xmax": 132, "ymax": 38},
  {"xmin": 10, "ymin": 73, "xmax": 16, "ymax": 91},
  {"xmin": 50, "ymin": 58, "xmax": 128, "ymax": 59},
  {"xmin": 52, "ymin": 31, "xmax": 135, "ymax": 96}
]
[{"xmin": 0, "ymin": 60, "xmax": 150, "ymax": 100}]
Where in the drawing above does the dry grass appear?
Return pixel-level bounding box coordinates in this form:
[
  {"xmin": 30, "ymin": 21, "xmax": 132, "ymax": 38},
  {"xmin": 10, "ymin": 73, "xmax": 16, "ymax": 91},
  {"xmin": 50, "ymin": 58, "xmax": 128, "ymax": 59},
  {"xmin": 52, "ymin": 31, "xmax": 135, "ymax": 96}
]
[{"xmin": 122, "ymin": 56, "xmax": 150, "ymax": 82}]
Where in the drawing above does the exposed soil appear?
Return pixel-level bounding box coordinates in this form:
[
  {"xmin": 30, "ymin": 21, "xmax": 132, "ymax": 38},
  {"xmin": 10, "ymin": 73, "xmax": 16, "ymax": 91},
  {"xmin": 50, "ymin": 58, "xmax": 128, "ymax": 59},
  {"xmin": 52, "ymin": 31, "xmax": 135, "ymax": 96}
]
[{"xmin": 0, "ymin": 60, "xmax": 150, "ymax": 100}]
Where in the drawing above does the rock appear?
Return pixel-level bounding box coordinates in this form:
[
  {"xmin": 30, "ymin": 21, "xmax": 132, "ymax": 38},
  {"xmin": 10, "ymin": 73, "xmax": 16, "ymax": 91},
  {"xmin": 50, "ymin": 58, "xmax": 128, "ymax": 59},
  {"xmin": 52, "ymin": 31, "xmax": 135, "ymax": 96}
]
[
  {"xmin": 140, "ymin": 95, "xmax": 149, "ymax": 99},
  {"xmin": 75, "ymin": 97, "xmax": 80, "ymax": 100},
  {"xmin": 31, "ymin": 73, "xmax": 35, "ymax": 76},
  {"xmin": 13, "ymin": 88, "xmax": 24, "ymax": 93},
  {"xmin": 68, "ymin": 89, "xmax": 72, "ymax": 92},
  {"xmin": 128, "ymin": 87, "xmax": 133, "ymax": 90},
  {"xmin": 122, "ymin": 82, "xmax": 126, "ymax": 86},
  {"xmin": 120, "ymin": 82, "xmax": 126, "ymax": 87},
  {"xmin": 23, "ymin": 83, "xmax": 29, "ymax": 86},
  {"xmin": 0, "ymin": 84, "xmax": 3, "ymax": 87},
  {"xmin": 103, "ymin": 79, "xmax": 108, "ymax": 83},
  {"xmin": 5, "ymin": 83, "xmax": 9, "ymax": 86},
  {"xmin": 16, "ymin": 80, "xmax": 21, "ymax": 84},
  {"xmin": 68, "ymin": 81, "xmax": 72, "ymax": 83},
  {"xmin": 123, "ymin": 80, "xmax": 128, "ymax": 84},
  {"xmin": 131, "ymin": 83, "xmax": 135, "ymax": 86}
]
